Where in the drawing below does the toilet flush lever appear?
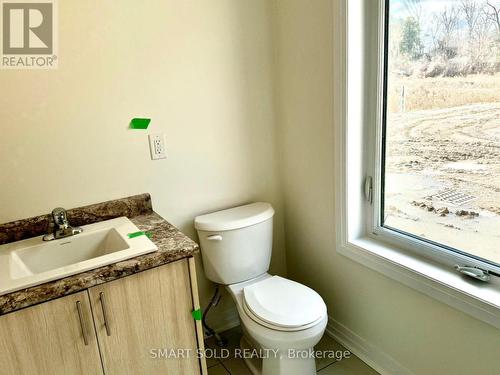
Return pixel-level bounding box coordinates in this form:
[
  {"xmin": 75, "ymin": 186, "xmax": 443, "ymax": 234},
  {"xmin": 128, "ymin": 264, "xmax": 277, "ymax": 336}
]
[{"xmin": 206, "ymin": 235, "xmax": 223, "ymax": 241}]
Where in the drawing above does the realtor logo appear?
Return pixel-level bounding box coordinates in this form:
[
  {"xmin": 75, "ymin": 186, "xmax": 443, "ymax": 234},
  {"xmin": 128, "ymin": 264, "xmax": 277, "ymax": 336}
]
[{"xmin": 1, "ymin": 0, "xmax": 57, "ymax": 69}]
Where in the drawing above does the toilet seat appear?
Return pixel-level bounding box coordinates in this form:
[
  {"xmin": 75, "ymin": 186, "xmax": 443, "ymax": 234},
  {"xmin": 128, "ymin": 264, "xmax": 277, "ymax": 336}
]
[{"xmin": 242, "ymin": 276, "xmax": 327, "ymax": 332}]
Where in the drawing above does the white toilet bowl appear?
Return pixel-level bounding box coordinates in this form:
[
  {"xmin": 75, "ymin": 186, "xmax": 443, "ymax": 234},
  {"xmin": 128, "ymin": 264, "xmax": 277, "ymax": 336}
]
[
  {"xmin": 194, "ymin": 203, "xmax": 328, "ymax": 375},
  {"xmin": 226, "ymin": 274, "xmax": 327, "ymax": 375}
]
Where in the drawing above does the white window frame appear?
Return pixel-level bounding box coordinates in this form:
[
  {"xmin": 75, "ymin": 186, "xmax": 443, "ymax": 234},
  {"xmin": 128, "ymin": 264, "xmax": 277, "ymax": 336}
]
[{"xmin": 334, "ymin": 0, "xmax": 500, "ymax": 329}]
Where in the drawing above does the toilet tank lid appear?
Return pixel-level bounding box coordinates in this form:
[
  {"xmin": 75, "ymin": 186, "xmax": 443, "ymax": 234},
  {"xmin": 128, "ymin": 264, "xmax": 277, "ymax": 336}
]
[{"xmin": 194, "ymin": 202, "xmax": 274, "ymax": 231}]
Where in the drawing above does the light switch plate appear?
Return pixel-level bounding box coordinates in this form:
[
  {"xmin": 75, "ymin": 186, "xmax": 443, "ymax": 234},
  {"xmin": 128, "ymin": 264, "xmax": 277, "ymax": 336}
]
[{"xmin": 148, "ymin": 134, "xmax": 167, "ymax": 160}]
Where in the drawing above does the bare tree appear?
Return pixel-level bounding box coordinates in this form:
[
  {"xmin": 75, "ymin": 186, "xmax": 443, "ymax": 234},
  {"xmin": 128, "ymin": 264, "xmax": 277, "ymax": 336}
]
[
  {"xmin": 437, "ymin": 5, "xmax": 461, "ymax": 58},
  {"xmin": 461, "ymin": 0, "xmax": 492, "ymax": 66},
  {"xmin": 486, "ymin": 1, "xmax": 500, "ymax": 37},
  {"xmin": 440, "ymin": 6, "xmax": 460, "ymax": 38},
  {"xmin": 476, "ymin": 9, "xmax": 494, "ymax": 56},
  {"xmin": 428, "ymin": 14, "xmax": 442, "ymax": 52},
  {"xmin": 461, "ymin": 0, "xmax": 480, "ymax": 38},
  {"xmin": 403, "ymin": 0, "xmax": 423, "ymax": 22}
]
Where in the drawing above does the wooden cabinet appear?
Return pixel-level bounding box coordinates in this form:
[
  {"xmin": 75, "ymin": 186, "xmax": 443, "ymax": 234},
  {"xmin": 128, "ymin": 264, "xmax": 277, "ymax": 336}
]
[
  {"xmin": 0, "ymin": 291, "xmax": 103, "ymax": 375},
  {"xmin": 89, "ymin": 259, "xmax": 201, "ymax": 375},
  {"xmin": 0, "ymin": 258, "xmax": 207, "ymax": 375}
]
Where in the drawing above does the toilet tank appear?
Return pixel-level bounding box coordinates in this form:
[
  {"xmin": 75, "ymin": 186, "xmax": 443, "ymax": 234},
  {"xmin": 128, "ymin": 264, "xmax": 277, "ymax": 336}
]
[{"xmin": 194, "ymin": 203, "xmax": 274, "ymax": 285}]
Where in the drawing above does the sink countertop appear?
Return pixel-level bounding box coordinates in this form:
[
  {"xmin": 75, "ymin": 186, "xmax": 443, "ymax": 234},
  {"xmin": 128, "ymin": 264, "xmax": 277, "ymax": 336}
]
[{"xmin": 0, "ymin": 194, "xmax": 199, "ymax": 315}]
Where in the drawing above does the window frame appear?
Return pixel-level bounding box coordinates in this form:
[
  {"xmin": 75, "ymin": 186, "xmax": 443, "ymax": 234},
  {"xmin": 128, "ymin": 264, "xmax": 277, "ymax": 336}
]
[
  {"xmin": 334, "ymin": 0, "xmax": 500, "ymax": 330},
  {"xmin": 372, "ymin": 0, "xmax": 500, "ymax": 277}
]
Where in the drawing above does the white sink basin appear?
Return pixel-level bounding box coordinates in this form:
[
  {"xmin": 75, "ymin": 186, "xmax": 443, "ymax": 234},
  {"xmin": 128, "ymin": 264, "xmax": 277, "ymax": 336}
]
[{"xmin": 0, "ymin": 217, "xmax": 158, "ymax": 295}]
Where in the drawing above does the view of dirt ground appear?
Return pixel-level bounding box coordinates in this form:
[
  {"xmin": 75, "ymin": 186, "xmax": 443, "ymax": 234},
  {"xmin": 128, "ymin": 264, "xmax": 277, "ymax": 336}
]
[{"xmin": 383, "ymin": 0, "xmax": 500, "ymax": 265}]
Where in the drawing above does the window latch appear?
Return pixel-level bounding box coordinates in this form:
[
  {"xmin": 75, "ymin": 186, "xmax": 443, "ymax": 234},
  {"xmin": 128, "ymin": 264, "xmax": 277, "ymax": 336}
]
[
  {"xmin": 364, "ymin": 176, "xmax": 373, "ymax": 204},
  {"xmin": 454, "ymin": 265, "xmax": 491, "ymax": 282}
]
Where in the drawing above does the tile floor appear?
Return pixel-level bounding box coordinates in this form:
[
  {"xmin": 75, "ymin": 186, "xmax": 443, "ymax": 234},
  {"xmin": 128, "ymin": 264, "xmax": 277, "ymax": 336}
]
[{"xmin": 205, "ymin": 326, "xmax": 379, "ymax": 375}]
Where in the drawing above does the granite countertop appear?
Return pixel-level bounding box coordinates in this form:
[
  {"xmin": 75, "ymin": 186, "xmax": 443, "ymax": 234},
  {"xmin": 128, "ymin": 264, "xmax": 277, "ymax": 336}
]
[{"xmin": 0, "ymin": 194, "xmax": 199, "ymax": 315}]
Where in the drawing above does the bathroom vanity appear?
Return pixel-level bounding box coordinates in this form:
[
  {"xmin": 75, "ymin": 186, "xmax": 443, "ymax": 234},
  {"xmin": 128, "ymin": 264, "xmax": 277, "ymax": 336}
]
[{"xmin": 0, "ymin": 194, "xmax": 207, "ymax": 375}]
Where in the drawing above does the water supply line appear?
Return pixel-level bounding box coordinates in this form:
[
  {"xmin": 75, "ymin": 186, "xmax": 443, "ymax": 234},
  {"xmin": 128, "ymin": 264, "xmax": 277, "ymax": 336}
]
[{"xmin": 202, "ymin": 284, "xmax": 228, "ymax": 347}]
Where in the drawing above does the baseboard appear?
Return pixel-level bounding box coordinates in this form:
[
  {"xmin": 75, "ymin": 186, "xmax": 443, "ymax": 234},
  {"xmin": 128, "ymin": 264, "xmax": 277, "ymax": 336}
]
[
  {"xmin": 203, "ymin": 309, "xmax": 411, "ymax": 374},
  {"xmin": 325, "ymin": 316, "xmax": 413, "ymax": 375}
]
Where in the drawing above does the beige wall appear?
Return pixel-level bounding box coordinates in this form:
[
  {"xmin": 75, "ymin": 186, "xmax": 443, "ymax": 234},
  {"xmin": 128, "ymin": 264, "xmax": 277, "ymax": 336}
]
[
  {"xmin": 272, "ymin": 0, "xmax": 500, "ymax": 374},
  {"xmin": 0, "ymin": 0, "xmax": 286, "ymax": 312},
  {"xmin": 2, "ymin": 1, "xmax": 499, "ymax": 372}
]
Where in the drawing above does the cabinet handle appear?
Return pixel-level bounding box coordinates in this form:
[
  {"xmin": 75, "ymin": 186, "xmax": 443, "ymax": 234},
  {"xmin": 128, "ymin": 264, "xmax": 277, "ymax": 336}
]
[
  {"xmin": 76, "ymin": 301, "xmax": 89, "ymax": 346},
  {"xmin": 99, "ymin": 292, "xmax": 111, "ymax": 336}
]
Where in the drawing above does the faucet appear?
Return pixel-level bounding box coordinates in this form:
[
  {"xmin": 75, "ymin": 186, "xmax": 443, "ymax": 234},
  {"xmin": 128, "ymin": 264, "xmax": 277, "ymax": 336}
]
[{"xmin": 43, "ymin": 208, "xmax": 83, "ymax": 241}]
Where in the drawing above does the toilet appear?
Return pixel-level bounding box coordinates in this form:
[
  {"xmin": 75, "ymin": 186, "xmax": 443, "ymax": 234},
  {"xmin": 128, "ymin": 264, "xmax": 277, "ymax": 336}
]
[{"xmin": 195, "ymin": 203, "xmax": 327, "ymax": 375}]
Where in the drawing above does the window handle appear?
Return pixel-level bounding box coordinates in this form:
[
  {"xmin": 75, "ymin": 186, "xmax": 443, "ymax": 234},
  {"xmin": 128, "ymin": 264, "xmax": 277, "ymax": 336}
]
[
  {"xmin": 455, "ymin": 265, "xmax": 490, "ymax": 282},
  {"xmin": 364, "ymin": 176, "xmax": 373, "ymax": 204}
]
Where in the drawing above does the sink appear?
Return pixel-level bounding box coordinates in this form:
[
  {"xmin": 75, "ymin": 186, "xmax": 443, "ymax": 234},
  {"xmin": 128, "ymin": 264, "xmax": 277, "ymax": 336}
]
[
  {"xmin": 12, "ymin": 228, "xmax": 130, "ymax": 276},
  {"xmin": 0, "ymin": 217, "xmax": 158, "ymax": 295}
]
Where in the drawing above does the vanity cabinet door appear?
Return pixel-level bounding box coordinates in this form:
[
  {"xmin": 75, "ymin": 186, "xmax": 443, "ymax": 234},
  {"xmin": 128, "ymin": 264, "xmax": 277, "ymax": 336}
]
[
  {"xmin": 88, "ymin": 259, "xmax": 202, "ymax": 375},
  {"xmin": 0, "ymin": 291, "xmax": 103, "ymax": 375}
]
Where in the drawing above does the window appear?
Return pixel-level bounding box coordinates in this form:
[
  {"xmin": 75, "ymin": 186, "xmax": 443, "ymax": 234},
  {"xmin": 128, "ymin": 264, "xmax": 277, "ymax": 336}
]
[
  {"xmin": 336, "ymin": 0, "xmax": 500, "ymax": 327},
  {"xmin": 378, "ymin": 0, "xmax": 500, "ymax": 274}
]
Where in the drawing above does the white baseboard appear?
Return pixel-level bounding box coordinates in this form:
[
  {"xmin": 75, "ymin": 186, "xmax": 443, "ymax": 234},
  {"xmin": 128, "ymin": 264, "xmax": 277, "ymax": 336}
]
[
  {"xmin": 204, "ymin": 309, "xmax": 411, "ymax": 375},
  {"xmin": 325, "ymin": 316, "xmax": 412, "ymax": 375}
]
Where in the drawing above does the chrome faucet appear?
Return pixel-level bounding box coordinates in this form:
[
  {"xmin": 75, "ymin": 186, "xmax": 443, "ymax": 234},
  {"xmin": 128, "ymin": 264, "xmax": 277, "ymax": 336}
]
[{"xmin": 43, "ymin": 208, "xmax": 83, "ymax": 241}]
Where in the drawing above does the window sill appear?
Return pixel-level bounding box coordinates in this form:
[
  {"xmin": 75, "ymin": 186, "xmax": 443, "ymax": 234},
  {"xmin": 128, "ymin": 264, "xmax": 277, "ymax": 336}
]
[{"xmin": 337, "ymin": 236, "xmax": 500, "ymax": 329}]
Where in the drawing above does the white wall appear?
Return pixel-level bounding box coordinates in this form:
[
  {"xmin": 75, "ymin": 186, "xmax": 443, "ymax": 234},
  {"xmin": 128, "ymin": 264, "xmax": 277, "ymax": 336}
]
[
  {"xmin": 272, "ymin": 0, "xmax": 500, "ymax": 374},
  {"xmin": 0, "ymin": 0, "xmax": 286, "ymax": 313}
]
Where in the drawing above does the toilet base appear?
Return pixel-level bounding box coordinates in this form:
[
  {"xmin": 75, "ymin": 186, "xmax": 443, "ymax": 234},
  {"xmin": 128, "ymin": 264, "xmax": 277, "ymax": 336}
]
[
  {"xmin": 240, "ymin": 336, "xmax": 318, "ymax": 375},
  {"xmin": 240, "ymin": 336, "xmax": 262, "ymax": 375}
]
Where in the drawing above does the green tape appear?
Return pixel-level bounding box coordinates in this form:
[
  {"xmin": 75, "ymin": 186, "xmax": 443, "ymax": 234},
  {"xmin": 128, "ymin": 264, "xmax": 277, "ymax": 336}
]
[
  {"xmin": 127, "ymin": 231, "xmax": 152, "ymax": 239},
  {"xmin": 130, "ymin": 118, "xmax": 151, "ymax": 129},
  {"xmin": 191, "ymin": 309, "xmax": 202, "ymax": 321}
]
